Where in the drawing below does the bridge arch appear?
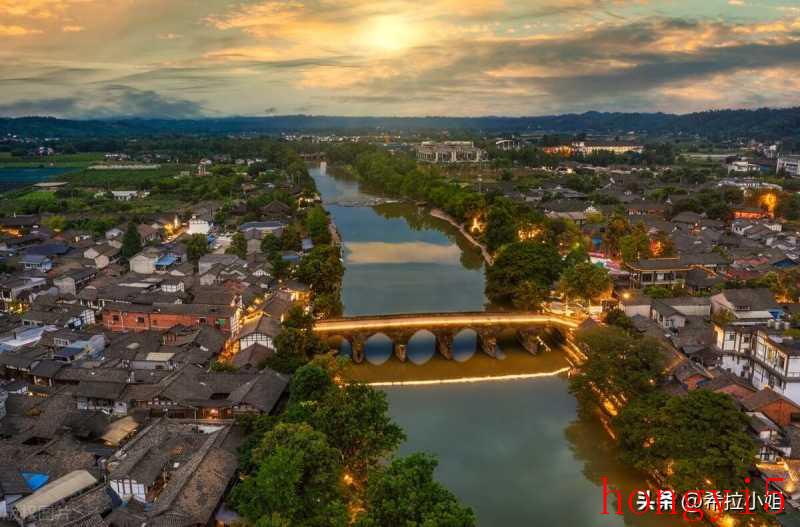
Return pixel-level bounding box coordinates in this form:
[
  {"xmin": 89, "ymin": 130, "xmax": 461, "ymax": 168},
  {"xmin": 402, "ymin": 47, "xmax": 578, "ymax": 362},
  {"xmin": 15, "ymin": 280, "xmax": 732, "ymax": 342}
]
[
  {"xmin": 406, "ymin": 329, "xmax": 436, "ymax": 365},
  {"xmin": 364, "ymin": 333, "xmax": 394, "ymax": 365},
  {"xmin": 451, "ymin": 328, "xmax": 478, "ymax": 362}
]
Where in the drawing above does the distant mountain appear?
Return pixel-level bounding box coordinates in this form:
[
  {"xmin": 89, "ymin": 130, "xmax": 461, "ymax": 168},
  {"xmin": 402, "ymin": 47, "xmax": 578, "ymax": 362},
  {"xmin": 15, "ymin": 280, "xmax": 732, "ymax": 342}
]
[{"xmin": 2, "ymin": 108, "xmax": 800, "ymax": 139}]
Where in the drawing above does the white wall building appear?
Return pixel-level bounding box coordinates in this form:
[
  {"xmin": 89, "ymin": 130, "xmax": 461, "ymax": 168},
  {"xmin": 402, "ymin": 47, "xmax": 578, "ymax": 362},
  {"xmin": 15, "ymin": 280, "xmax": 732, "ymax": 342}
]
[
  {"xmin": 716, "ymin": 324, "xmax": 800, "ymax": 404},
  {"xmin": 778, "ymin": 155, "xmax": 800, "ymax": 177}
]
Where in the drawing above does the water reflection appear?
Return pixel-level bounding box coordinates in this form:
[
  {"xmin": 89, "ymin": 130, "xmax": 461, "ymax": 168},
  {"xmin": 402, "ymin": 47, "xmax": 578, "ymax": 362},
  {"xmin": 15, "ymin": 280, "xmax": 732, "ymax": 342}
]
[
  {"xmin": 452, "ymin": 329, "xmax": 478, "ymax": 362},
  {"xmin": 406, "ymin": 330, "xmax": 436, "ymax": 365},
  {"xmin": 311, "ymin": 166, "xmax": 487, "ymax": 316},
  {"xmin": 345, "ymin": 241, "xmax": 462, "ymax": 265},
  {"xmin": 364, "ymin": 333, "xmax": 393, "ymax": 365}
]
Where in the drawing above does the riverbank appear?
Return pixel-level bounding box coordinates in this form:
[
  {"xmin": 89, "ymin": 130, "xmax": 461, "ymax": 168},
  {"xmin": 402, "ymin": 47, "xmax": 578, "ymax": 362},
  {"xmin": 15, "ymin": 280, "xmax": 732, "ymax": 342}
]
[
  {"xmin": 429, "ymin": 207, "xmax": 493, "ymax": 265},
  {"xmin": 345, "ymin": 346, "xmax": 570, "ymax": 384}
]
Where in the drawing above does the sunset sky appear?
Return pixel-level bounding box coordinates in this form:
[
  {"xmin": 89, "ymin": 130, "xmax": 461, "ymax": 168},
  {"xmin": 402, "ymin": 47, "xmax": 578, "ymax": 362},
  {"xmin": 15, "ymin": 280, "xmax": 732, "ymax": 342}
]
[{"xmin": 1, "ymin": 0, "xmax": 800, "ymax": 118}]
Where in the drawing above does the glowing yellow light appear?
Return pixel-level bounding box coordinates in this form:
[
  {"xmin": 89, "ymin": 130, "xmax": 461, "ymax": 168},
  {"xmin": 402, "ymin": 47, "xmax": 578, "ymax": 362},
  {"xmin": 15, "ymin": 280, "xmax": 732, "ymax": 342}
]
[
  {"xmin": 469, "ymin": 214, "xmax": 485, "ymax": 234},
  {"xmin": 361, "ymin": 15, "xmax": 418, "ymax": 52},
  {"xmin": 760, "ymin": 192, "xmax": 777, "ymax": 215},
  {"xmin": 343, "ymin": 473, "xmax": 354, "ymax": 485},
  {"xmin": 622, "ymin": 292, "xmax": 631, "ymax": 300},
  {"xmin": 650, "ymin": 239, "xmax": 664, "ymax": 257},
  {"xmin": 517, "ymin": 226, "xmax": 542, "ymax": 241}
]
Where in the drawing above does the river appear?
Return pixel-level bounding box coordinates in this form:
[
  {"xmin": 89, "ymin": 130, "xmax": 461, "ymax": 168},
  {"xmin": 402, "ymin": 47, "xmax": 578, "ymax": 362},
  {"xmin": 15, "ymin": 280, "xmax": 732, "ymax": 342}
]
[
  {"xmin": 310, "ymin": 163, "xmax": 679, "ymax": 526},
  {"xmin": 0, "ymin": 167, "xmax": 73, "ymax": 192}
]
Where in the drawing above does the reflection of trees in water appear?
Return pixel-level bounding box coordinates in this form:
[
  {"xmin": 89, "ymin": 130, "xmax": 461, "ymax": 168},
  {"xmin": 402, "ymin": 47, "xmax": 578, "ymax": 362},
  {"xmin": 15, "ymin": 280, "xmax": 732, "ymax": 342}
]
[
  {"xmin": 372, "ymin": 203, "xmax": 484, "ymax": 271},
  {"xmin": 564, "ymin": 406, "xmax": 682, "ymax": 527}
]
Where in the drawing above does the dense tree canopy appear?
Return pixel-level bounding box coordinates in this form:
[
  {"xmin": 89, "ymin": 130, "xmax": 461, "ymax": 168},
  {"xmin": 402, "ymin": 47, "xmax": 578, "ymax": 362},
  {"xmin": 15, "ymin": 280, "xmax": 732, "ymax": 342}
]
[
  {"xmin": 615, "ymin": 390, "xmax": 756, "ymax": 493},
  {"xmin": 485, "ymin": 241, "xmax": 563, "ymax": 306},
  {"xmin": 570, "ymin": 327, "xmax": 665, "ymax": 406},
  {"xmin": 230, "ymin": 422, "xmax": 348, "ymax": 527},
  {"xmin": 120, "ymin": 222, "xmax": 142, "ymax": 259},
  {"xmin": 558, "ymin": 262, "xmax": 611, "ymax": 305},
  {"xmin": 356, "ymin": 454, "xmax": 476, "ymax": 527}
]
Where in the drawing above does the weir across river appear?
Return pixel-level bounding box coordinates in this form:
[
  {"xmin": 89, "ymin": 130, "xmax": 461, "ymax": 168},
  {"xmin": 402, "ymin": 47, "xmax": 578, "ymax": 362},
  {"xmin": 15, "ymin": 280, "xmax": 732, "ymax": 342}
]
[{"xmin": 313, "ymin": 312, "xmax": 582, "ymax": 363}]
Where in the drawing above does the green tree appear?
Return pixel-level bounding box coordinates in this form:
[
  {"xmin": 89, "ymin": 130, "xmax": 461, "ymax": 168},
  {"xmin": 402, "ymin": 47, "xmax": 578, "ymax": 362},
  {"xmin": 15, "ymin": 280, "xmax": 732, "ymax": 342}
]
[
  {"xmin": 289, "ymin": 363, "xmax": 335, "ymax": 405},
  {"xmin": 43, "ymin": 215, "xmax": 66, "ymax": 232},
  {"xmin": 306, "ymin": 206, "xmax": 331, "ymax": 245},
  {"xmin": 306, "ymin": 382, "xmax": 405, "ymax": 482},
  {"xmin": 484, "ymin": 198, "xmax": 517, "ymax": 252},
  {"xmin": 267, "ymin": 310, "xmax": 328, "ymax": 374},
  {"xmin": 570, "ymin": 327, "xmax": 664, "ymax": 405},
  {"xmin": 558, "ymin": 262, "xmax": 611, "ymax": 305},
  {"xmin": 226, "ymin": 231, "xmax": 247, "ymax": 259},
  {"xmin": 281, "ymin": 223, "xmax": 302, "ymax": 251},
  {"xmin": 602, "ymin": 215, "xmax": 630, "ymax": 258},
  {"xmin": 356, "ymin": 454, "xmax": 476, "ymax": 527},
  {"xmin": 185, "ymin": 233, "xmax": 209, "ymax": 263},
  {"xmin": 619, "ymin": 224, "xmax": 650, "ymax": 263},
  {"xmin": 230, "ymin": 422, "xmax": 348, "ymax": 527},
  {"xmin": 511, "ymin": 280, "xmax": 548, "ymax": 311},
  {"xmin": 604, "ymin": 308, "xmax": 636, "ymax": 334},
  {"xmin": 120, "ymin": 222, "xmax": 142, "ymax": 259},
  {"xmin": 485, "ymin": 241, "xmax": 562, "ymax": 306},
  {"xmin": 615, "ymin": 390, "xmax": 756, "ymax": 493},
  {"xmin": 261, "ymin": 233, "xmax": 282, "ymax": 256},
  {"xmin": 313, "ymin": 291, "xmax": 343, "ymax": 318},
  {"xmin": 296, "ymin": 245, "xmax": 344, "ymax": 296},
  {"xmin": 209, "ymin": 359, "xmax": 237, "ymax": 372}
]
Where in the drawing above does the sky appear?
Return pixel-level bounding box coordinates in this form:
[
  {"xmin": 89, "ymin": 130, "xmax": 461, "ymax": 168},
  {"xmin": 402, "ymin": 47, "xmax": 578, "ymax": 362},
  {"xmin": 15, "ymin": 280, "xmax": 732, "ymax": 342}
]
[{"xmin": 1, "ymin": 0, "xmax": 800, "ymax": 118}]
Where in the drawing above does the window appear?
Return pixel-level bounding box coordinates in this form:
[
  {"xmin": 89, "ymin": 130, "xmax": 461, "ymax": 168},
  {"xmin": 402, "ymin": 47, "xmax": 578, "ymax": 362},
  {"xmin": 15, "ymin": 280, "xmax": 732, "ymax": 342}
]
[
  {"xmin": 198, "ymin": 318, "xmax": 207, "ymax": 324},
  {"xmin": 136, "ymin": 316, "xmax": 145, "ymax": 324},
  {"xmin": 112, "ymin": 315, "xmax": 120, "ymax": 322}
]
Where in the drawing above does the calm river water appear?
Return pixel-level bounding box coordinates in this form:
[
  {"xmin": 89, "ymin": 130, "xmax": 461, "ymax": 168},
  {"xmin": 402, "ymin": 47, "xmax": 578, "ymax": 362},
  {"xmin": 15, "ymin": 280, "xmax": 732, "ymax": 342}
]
[
  {"xmin": 0, "ymin": 167, "xmax": 73, "ymax": 192},
  {"xmin": 310, "ymin": 163, "xmax": 678, "ymax": 526}
]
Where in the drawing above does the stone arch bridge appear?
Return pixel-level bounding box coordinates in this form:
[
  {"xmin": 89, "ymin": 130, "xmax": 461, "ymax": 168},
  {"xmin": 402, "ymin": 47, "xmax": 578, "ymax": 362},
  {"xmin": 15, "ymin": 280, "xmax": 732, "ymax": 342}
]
[{"xmin": 313, "ymin": 312, "xmax": 581, "ymax": 364}]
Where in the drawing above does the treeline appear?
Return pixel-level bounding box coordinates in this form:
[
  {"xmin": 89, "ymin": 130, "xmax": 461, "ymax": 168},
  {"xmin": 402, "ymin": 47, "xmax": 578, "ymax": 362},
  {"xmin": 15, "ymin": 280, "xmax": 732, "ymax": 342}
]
[
  {"xmin": 488, "ymin": 142, "xmax": 677, "ymax": 168},
  {"xmin": 327, "ymin": 143, "xmax": 485, "ymax": 223},
  {"xmin": 3, "ymin": 107, "xmax": 800, "ymax": 139},
  {"xmin": 231, "ymin": 357, "xmax": 476, "ymax": 526},
  {"xmin": 571, "ymin": 322, "xmax": 758, "ymax": 510}
]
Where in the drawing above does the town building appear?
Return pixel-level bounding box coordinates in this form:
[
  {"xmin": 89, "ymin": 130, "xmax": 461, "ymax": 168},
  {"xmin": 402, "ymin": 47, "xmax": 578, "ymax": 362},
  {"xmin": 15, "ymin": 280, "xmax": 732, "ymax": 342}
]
[
  {"xmin": 715, "ymin": 324, "xmax": 800, "ymax": 404},
  {"xmin": 778, "ymin": 155, "xmax": 800, "ymax": 177},
  {"xmin": 416, "ymin": 141, "xmax": 487, "ymax": 163},
  {"xmin": 572, "ymin": 141, "xmax": 643, "ymax": 155}
]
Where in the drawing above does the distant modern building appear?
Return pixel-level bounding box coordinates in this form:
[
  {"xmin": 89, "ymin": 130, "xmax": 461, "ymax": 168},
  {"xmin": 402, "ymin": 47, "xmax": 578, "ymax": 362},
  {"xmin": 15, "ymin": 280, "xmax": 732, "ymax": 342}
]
[
  {"xmin": 188, "ymin": 215, "xmax": 211, "ymax": 235},
  {"xmin": 572, "ymin": 141, "xmax": 643, "ymax": 155},
  {"xmin": 111, "ymin": 190, "xmax": 150, "ymax": 201},
  {"xmin": 777, "ymin": 155, "xmax": 800, "ymax": 177},
  {"xmin": 494, "ymin": 139, "xmax": 522, "ymax": 151},
  {"xmin": 416, "ymin": 141, "xmax": 487, "ymax": 164}
]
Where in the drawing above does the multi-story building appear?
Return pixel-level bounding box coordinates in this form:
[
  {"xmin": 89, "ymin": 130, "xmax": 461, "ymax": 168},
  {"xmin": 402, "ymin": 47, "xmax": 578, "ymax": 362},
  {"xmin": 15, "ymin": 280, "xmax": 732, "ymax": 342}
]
[
  {"xmin": 777, "ymin": 155, "xmax": 800, "ymax": 177},
  {"xmin": 102, "ymin": 302, "xmax": 241, "ymax": 335},
  {"xmin": 572, "ymin": 141, "xmax": 643, "ymax": 155},
  {"xmin": 710, "ymin": 288, "xmax": 783, "ymax": 325},
  {"xmin": 715, "ymin": 323, "xmax": 800, "ymax": 404},
  {"xmin": 416, "ymin": 141, "xmax": 487, "ymax": 164}
]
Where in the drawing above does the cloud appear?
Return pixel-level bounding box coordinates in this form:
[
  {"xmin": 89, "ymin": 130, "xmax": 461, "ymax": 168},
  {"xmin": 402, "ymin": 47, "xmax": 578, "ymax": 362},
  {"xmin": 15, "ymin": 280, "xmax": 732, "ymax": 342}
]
[
  {"xmin": 0, "ymin": 97, "xmax": 82, "ymax": 116},
  {"xmin": 0, "ymin": 24, "xmax": 42, "ymax": 36},
  {"xmin": 0, "ymin": 86, "xmax": 206, "ymax": 118},
  {"xmin": 3, "ymin": 0, "xmax": 800, "ymax": 116}
]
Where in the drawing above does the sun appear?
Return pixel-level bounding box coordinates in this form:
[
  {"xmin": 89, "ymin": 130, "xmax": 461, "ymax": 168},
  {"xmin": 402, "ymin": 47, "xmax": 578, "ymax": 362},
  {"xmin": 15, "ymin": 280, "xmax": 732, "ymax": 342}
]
[{"xmin": 361, "ymin": 15, "xmax": 417, "ymax": 52}]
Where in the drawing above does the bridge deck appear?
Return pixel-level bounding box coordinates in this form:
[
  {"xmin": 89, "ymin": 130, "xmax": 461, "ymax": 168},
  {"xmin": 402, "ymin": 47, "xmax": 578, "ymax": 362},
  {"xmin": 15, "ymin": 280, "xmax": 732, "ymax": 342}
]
[{"xmin": 313, "ymin": 312, "xmax": 581, "ymax": 333}]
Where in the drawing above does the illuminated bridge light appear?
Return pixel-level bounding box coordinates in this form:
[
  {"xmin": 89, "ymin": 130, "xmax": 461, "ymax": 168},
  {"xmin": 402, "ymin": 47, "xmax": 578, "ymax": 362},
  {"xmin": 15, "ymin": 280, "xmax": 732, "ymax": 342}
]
[
  {"xmin": 313, "ymin": 313, "xmax": 582, "ymax": 333},
  {"xmin": 367, "ymin": 367, "xmax": 570, "ymax": 387}
]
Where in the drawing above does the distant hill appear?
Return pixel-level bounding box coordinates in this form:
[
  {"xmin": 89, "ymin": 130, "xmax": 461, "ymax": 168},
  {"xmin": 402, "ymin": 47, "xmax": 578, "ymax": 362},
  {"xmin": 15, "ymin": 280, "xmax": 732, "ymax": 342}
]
[{"xmin": 2, "ymin": 108, "xmax": 800, "ymax": 139}]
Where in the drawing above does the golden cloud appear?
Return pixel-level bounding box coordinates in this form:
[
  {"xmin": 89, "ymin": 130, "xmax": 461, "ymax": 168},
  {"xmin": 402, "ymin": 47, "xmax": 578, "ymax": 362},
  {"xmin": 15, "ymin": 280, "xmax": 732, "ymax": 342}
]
[{"xmin": 0, "ymin": 24, "xmax": 42, "ymax": 36}]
